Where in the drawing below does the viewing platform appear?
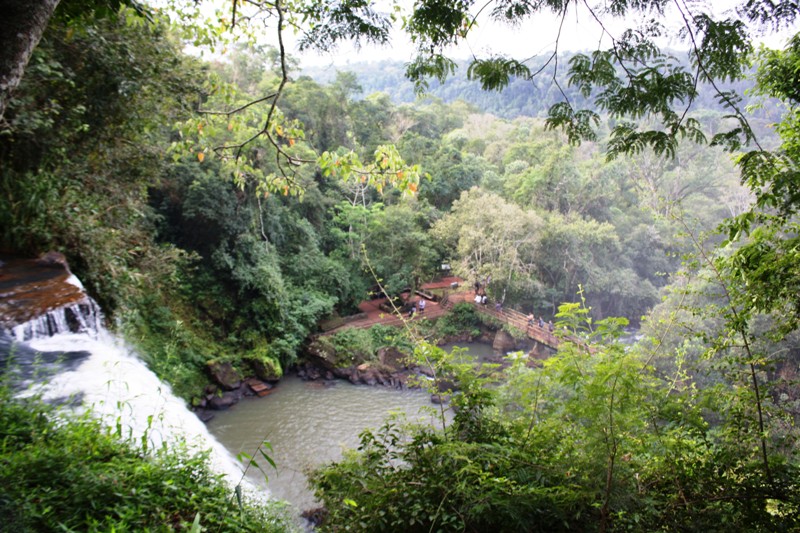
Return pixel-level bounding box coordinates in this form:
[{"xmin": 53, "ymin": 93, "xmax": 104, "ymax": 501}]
[{"xmin": 321, "ymin": 278, "xmax": 563, "ymax": 351}]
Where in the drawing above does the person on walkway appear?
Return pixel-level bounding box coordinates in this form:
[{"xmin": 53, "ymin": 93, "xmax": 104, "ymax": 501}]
[
  {"xmin": 548, "ymin": 320, "xmax": 554, "ymax": 332},
  {"xmin": 408, "ymin": 301, "xmax": 416, "ymax": 318},
  {"xmin": 495, "ymin": 301, "xmax": 502, "ymax": 312},
  {"xmin": 418, "ymin": 299, "xmax": 426, "ymax": 313},
  {"xmin": 538, "ymin": 316, "xmax": 544, "ymax": 328},
  {"xmin": 527, "ymin": 313, "xmax": 534, "ymax": 327}
]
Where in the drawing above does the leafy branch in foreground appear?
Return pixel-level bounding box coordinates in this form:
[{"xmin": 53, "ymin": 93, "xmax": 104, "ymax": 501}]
[{"xmin": 395, "ymin": 0, "xmax": 797, "ymax": 159}]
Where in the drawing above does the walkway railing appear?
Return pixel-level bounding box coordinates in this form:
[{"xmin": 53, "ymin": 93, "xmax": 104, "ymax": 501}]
[{"xmin": 471, "ymin": 304, "xmax": 560, "ymax": 349}]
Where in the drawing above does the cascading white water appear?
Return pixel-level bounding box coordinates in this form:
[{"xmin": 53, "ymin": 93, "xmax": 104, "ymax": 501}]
[{"xmin": 4, "ymin": 278, "xmax": 253, "ymax": 490}]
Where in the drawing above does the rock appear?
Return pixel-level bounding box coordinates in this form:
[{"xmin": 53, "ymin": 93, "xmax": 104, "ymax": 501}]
[
  {"xmin": 492, "ymin": 330, "xmax": 517, "ymax": 353},
  {"xmin": 206, "ymin": 361, "xmax": 242, "ymax": 391},
  {"xmin": 360, "ymin": 365, "xmax": 385, "ymax": 386},
  {"xmin": 192, "ymin": 396, "xmax": 208, "ymax": 409},
  {"xmin": 195, "ymin": 410, "xmax": 215, "ymax": 423},
  {"xmin": 35, "ymin": 251, "xmax": 70, "ymax": 271},
  {"xmin": 306, "ymin": 365, "xmax": 322, "ymax": 380},
  {"xmin": 246, "ymin": 355, "xmax": 283, "ymax": 382},
  {"xmin": 208, "ymin": 391, "xmax": 239, "ymax": 410},
  {"xmin": 332, "ymin": 366, "xmax": 353, "ymax": 381},
  {"xmin": 417, "ymin": 365, "xmax": 435, "ymax": 378},
  {"xmin": 378, "ymin": 346, "xmax": 408, "ymax": 370},
  {"xmin": 431, "ymin": 394, "xmax": 450, "ymax": 404},
  {"xmin": 437, "ymin": 378, "xmax": 456, "ymax": 392},
  {"xmin": 305, "ymin": 337, "xmax": 340, "ymax": 370},
  {"xmin": 302, "ymin": 507, "xmax": 328, "ymax": 527}
]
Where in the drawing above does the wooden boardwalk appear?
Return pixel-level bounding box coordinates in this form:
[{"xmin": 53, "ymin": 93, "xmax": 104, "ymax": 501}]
[
  {"xmin": 322, "ymin": 284, "xmax": 562, "ymax": 350},
  {"xmin": 471, "ymin": 304, "xmax": 560, "ymax": 349}
]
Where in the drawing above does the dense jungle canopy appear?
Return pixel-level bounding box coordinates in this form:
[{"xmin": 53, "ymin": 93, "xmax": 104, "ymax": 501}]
[{"xmin": 2, "ymin": 0, "xmax": 800, "ymax": 530}]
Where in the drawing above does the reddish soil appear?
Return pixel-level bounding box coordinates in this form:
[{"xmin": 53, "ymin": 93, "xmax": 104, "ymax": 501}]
[
  {"xmin": 326, "ymin": 276, "xmax": 562, "ymax": 349},
  {"xmin": 326, "ymin": 277, "xmax": 471, "ymax": 333}
]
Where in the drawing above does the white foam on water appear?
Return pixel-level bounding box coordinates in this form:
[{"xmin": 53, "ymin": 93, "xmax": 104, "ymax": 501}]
[{"xmin": 8, "ymin": 299, "xmax": 260, "ymax": 495}]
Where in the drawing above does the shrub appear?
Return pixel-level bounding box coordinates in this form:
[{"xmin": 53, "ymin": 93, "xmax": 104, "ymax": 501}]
[
  {"xmin": 0, "ymin": 386, "xmax": 298, "ymax": 532},
  {"xmin": 434, "ymin": 302, "xmax": 481, "ymax": 337},
  {"xmin": 328, "ymin": 328, "xmax": 376, "ymax": 366},
  {"xmin": 245, "ymin": 344, "xmax": 284, "ymax": 381}
]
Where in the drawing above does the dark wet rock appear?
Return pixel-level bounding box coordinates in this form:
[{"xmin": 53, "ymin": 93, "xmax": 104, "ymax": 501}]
[
  {"xmin": 35, "ymin": 251, "xmax": 70, "ymax": 271},
  {"xmin": 195, "ymin": 409, "xmax": 215, "ymax": 422},
  {"xmin": 208, "ymin": 390, "xmax": 240, "ymax": 410},
  {"xmin": 305, "ymin": 365, "xmax": 322, "ymax": 380},
  {"xmin": 302, "ymin": 507, "xmax": 328, "ymax": 527},
  {"xmin": 431, "ymin": 394, "xmax": 450, "ymax": 404},
  {"xmin": 492, "ymin": 330, "xmax": 517, "ymax": 353},
  {"xmin": 206, "ymin": 361, "xmax": 242, "ymax": 391}
]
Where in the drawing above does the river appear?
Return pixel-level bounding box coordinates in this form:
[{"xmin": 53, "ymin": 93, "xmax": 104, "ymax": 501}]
[{"xmin": 206, "ymin": 373, "xmax": 445, "ymax": 511}]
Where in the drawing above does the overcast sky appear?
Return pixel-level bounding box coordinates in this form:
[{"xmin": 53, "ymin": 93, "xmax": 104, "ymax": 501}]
[{"xmin": 295, "ymin": 1, "xmax": 797, "ymax": 68}]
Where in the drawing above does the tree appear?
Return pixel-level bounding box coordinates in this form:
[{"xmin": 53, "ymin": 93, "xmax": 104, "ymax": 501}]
[
  {"xmin": 363, "ymin": 202, "xmax": 440, "ymax": 296},
  {"xmin": 0, "ymin": 0, "xmax": 143, "ymax": 121},
  {"xmin": 0, "ymin": 0, "xmax": 61, "ymax": 120},
  {"xmin": 432, "ymin": 187, "xmax": 543, "ymax": 304},
  {"xmin": 395, "ymin": 0, "xmax": 800, "ymax": 159}
]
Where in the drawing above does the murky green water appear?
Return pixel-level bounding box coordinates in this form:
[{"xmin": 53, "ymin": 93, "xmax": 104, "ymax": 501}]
[{"xmin": 206, "ymin": 374, "xmax": 443, "ymax": 511}]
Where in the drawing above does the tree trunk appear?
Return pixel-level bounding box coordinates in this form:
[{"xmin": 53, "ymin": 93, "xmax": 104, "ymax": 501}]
[{"xmin": 0, "ymin": 0, "xmax": 61, "ymax": 121}]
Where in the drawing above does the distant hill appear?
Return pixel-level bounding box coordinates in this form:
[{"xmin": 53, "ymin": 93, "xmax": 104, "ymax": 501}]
[
  {"xmin": 301, "ymin": 57, "xmax": 591, "ymax": 119},
  {"xmin": 301, "ymin": 55, "xmax": 779, "ymax": 125}
]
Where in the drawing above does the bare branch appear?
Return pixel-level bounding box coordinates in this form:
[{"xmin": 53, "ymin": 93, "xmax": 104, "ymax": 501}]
[{"xmin": 197, "ymin": 93, "xmax": 277, "ymax": 116}]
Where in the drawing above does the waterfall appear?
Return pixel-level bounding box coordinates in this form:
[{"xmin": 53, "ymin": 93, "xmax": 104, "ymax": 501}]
[
  {"xmin": 10, "ymin": 275, "xmax": 101, "ymax": 342},
  {"xmin": 1, "ymin": 269, "xmax": 253, "ymax": 490}
]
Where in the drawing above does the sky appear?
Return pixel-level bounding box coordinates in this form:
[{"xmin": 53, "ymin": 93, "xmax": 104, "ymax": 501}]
[
  {"xmin": 180, "ymin": 0, "xmax": 798, "ymax": 70},
  {"xmin": 292, "ymin": 0, "xmax": 797, "ymax": 69},
  {"xmin": 296, "ymin": 3, "xmax": 643, "ymax": 67}
]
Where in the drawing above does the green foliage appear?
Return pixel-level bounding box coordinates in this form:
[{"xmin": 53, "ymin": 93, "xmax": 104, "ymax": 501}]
[
  {"xmin": 367, "ymin": 324, "xmax": 416, "ymax": 354},
  {"xmin": 396, "ymin": 0, "xmax": 773, "ymax": 160},
  {"xmin": 0, "ymin": 386, "xmax": 297, "ymax": 532},
  {"xmin": 433, "ymin": 302, "xmax": 481, "ymax": 337},
  {"xmin": 295, "ymin": 0, "xmax": 392, "ymax": 52},
  {"xmin": 244, "ymin": 344, "xmax": 283, "ymax": 381},
  {"xmin": 0, "ymin": 5, "xmax": 202, "ymax": 312},
  {"xmin": 327, "ymin": 328, "xmax": 378, "ymax": 366},
  {"xmin": 310, "ymin": 305, "xmax": 800, "ymax": 532}
]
